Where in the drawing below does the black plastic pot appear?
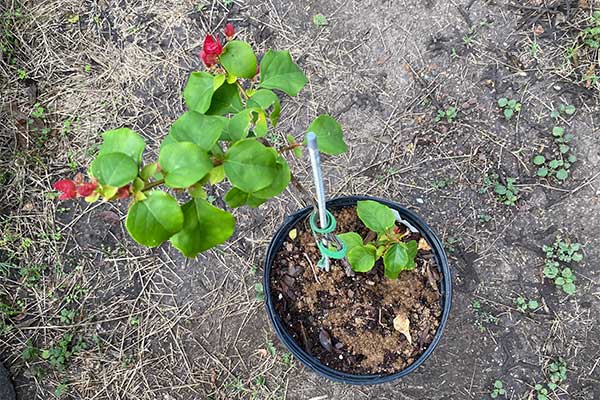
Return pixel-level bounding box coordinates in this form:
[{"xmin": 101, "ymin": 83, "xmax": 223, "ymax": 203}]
[{"xmin": 263, "ymin": 195, "xmax": 452, "ymax": 385}]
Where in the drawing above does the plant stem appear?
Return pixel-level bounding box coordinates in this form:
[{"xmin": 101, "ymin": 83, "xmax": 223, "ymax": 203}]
[
  {"xmin": 142, "ymin": 179, "xmax": 165, "ymax": 192},
  {"xmin": 236, "ymin": 81, "xmax": 249, "ymax": 100}
]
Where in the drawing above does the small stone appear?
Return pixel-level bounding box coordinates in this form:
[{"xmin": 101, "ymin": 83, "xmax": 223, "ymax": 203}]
[{"xmin": 416, "ymin": 198, "xmax": 424, "ymax": 204}]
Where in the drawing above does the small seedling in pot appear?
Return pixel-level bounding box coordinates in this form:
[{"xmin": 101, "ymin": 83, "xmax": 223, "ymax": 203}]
[
  {"xmin": 513, "ymin": 296, "xmax": 539, "ymax": 313},
  {"xmin": 490, "ymin": 379, "xmax": 506, "ymax": 398},
  {"xmin": 338, "ymin": 200, "xmax": 422, "ymax": 279},
  {"xmin": 435, "ymin": 106, "xmax": 458, "ymax": 123},
  {"xmin": 497, "ymin": 97, "xmax": 522, "ymax": 120},
  {"xmin": 542, "ymin": 236, "xmax": 583, "ymax": 294},
  {"xmin": 482, "ymin": 174, "xmax": 519, "ymax": 206}
]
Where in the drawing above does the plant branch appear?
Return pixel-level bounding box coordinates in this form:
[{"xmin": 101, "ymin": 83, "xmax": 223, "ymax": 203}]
[{"xmin": 142, "ymin": 179, "xmax": 165, "ymax": 192}]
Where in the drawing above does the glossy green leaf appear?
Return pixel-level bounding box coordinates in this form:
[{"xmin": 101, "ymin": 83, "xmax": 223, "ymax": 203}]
[
  {"xmin": 206, "ymin": 82, "xmax": 243, "ymax": 116},
  {"xmin": 159, "ymin": 143, "xmax": 213, "ymax": 188},
  {"xmin": 220, "ymin": 41, "xmax": 257, "ymax": 79},
  {"xmin": 98, "ymin": 128, "xmax": 146, "ymax": 164},
  {"xmin": 247, "ymin": 89, "xmax": 281, "ymax": 126},
  {"xmin": 383, "ymin": 243, "xmax": 415, "ymax": 279},
  {"xmin": 356, "ymin": 200, "xmax": 396, "ymax": 233},
  {"xmin": 224, "ymin": 139, "xmax": 277, "ymax": 193},
  {"xmin": 259, "ymin": 50, "xmax": 308, "ymax": 96},
  {"xmin": 91, "ymin": 153, "xmax": 138, "ymax": 187},
  {"xmin": 252, "ymin": 152, "xmax": 290, "ymax": 199},
  {"xmin": 220, "ymin": 109, "xmax": 254, "ymax": 141},
  {"xmin": 167, "ymin": 111, "xmax": 227, "ymax": 151},
  {"xmin": 347, "ymin": 245, "xmax": 376, "ymax": 273},
  {"xmin": 125, "ymin": 191, "xmax": 183, "ymax": 247},
  {"xmin": 170, "ymin": 198, "xmax": 235, "ymax": 257},
  {"xmin": 306, "ymin": 114, "xmax": 347, "ymax": 155},
  {"xmin": 184, "ymin": 71, "xmax": 217, "ymax": 114},
  {"xmin": 224, "ymin": 187, "xmax": 248, "ymax": 208},
  {"xmin": 338, "ymin": 232, "xmax": 363, "ymax": 252}
]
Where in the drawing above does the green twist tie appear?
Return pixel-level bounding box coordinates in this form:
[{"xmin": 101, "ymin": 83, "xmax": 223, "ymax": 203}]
[{"xmin": 309, "ymin": 210, "xmax": 347, "ymax": 267}]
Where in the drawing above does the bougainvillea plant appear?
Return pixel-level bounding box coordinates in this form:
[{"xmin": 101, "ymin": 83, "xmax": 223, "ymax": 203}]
[
  {"xmin": 53, "ymin": 24, "xmax": 347, "ymax": 258},
  {"xmin": 338, "ymin": 201, "xmax": 426, "ymax": 279}
]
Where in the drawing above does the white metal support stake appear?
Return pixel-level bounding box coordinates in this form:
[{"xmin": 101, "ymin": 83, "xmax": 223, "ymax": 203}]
[{"xmin": 306, "ymin": 132, "xmax": 329, "ymax": 270}]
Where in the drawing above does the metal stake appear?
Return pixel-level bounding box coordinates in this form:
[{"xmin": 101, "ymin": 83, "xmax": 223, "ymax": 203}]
[{"xmin": 306, "ymin": 132, "xmax": 329, "ymax": 270}]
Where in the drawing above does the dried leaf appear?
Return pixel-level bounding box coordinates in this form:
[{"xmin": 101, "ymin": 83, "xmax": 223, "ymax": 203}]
[
  {"xmin": 257, "ymin": 348, "xmax": 269, "ymax": 357},
  {"xmin": 288, "ymin": 229, "xmax": 297, "ymax": 240},
  {"xmin": 319, "ymin": 328, "xmax": 333, "ymax": 352},
  {"xmin": 393, "ymin": 313, "xmax": 412, "ymax": 344},
  {"xmin": 418, "ymin": 238, "xmax": 431, "ymax": 251}
]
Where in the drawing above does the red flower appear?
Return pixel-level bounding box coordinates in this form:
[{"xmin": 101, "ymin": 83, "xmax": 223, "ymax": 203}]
[
  {"xmin": 76, "ymin": 181, "xmax": 98, "ymax": 197},
  {"xmin": 117, "ymin": 185, "xmax": 130, "ymax": 199},
  {"xmin": 53, "ymin": 179, "xmax": 77, "ymax": 200},
  {"xmin": 200, "ymin": 35, "xmax": 223, "ymax": 67},
  {"xmin": 224, "ymin": 23, "xmax": 235, "ymax": 39}
]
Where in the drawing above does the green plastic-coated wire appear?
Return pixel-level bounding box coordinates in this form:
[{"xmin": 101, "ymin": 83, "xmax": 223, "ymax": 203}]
[{"xmin": 309, "ymin": 210, "xmax": 347, "ymax": 266}]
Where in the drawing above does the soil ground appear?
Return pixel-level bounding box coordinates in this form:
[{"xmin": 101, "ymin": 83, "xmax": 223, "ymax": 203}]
[{"xmin": 1, "ymin": 0, "xmax": 599, "ymax": 399}]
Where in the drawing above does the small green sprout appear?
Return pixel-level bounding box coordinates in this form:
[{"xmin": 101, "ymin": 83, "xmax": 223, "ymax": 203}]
[
  {"xmin": 435, "ymin": 106, "xmax": 458, "ymax": 123},
  {"xmin": 312, "ymin": 13, "xmax": 328, "ymax": 27},
  {"xmin": 542, "ymin": 236, "xmax": 583, "ymax": 294},
  {"xmin": 497, "ymin": 98, "xmax": 522, "ymax": 120},
  {"xmin": 482, "ymin": 174, "xmax": 519, "ymax": 206},
  {"xmin": 513, "ymin": 296, "xmax": 539, "ymax": 312},
  {"xmin": 490, "ymin": 380, "xmax": 506, "ymax": 398}
]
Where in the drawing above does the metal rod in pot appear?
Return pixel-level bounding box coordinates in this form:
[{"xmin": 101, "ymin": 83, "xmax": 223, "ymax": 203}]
[{"xmin": 306, "ymin": 132, "xmax": 329, "ymax": 270}]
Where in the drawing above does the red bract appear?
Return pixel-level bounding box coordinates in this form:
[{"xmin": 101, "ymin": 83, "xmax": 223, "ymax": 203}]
[
  {"xmin": 117, "ymin": 185, "xmax": 130, "ymax": 199},
  {"xmin": 224, "ymin": 23, "xmax": 235, "ymax": 39},
  {"xmin": 53, "ymin": 179, "xmax": 77, "ymax": 200},
  {"xmin": 200, "ymin": 35, "xmax": 223, "ymax": 67},
  {"xmin": 76, "ymin": 181, "xmax": 98, "ymax": 197}
]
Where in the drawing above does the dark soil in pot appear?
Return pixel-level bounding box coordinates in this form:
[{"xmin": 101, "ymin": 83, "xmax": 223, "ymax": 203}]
[{"xmin": 269, "ymin": 205, "xmax": 443, "ymax": 375}]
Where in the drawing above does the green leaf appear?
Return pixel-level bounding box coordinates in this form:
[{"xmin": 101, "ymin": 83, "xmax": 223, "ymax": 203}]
[
  {"xmin": 306, "ymin": 114, "xmax": 347, "ymax": 155},
  {"xmin": 167, "ymin": 111, "xmax": 227, "ymax": 151},
  {"xmin": 246, "ymin": 194, "xmax": 267, "ymax": 208},
  {"xmin": 206, "ymin": 82, "xmax": 243, "ymax": 116},
  {"xmin": 559, "ymin": 144, "xmax": 570, "ymax": 154},
  {"xmin": 140, "ymin": 163, "xmax": 158, "ymax": 180},
  {"xmin": 498, "ymin": 98, "xmax": 508, "ymax": 107},
  {"xmin": 533, "ymin": 155, "xmax": 545, "ymax": 165},
  {"xmin": 347, "ymin": 245, "xmax": 376, "ymax": 272},
  {"xmin": 562, "ymin": 282, "xmax": 576, "ymax": 294},
  {"xmin": 98, "ymin": 128, "xmax": 146, "ymax": 164},
  {"xmin": 90, "ymin": 153, "xmax": 138, "ymax": 187},
  {"xmin": 383, "ymin": 243, "xmax": 415, "ymax": 279},
  {"xmin": 356, "ymin": 200, "xmax": 396, "ymax": 233},
  {"xmin": 247, "ymin": 89, "xmax": 281, "ymax": 126},
  {"xmin": 224, "ymin": 187, "xmax": 248, "ymax": 208},
  {"xmin": 555, "ymin": 169, "xmax": 569, "ymax": 181},
  {"xmin": 220, "ymin": 41, "xmax": 257, "ymax": 79},
  {"xmin": 564, "ymin": 104, "xmax": 576, "ymax": 115},
  {"xmin": 259, "ymin": 50, "xmax": 308, "ymax": 96},
  {"xmin": 252, "ymin": 152, "xmax": 290, "ymax": 199},
  {"xmin": 313, "ymin": 13, "xmax": 328, "ymax": 26},
  {"xmin": 567, "ymin": 154, "xmax": 577, "ymax": 163},
  {"xmin": 338, "ymin": 232, "xmax": 363, "ymax": 252},
  {"xmin": 170, "ymin": 198, "xmax": 235, "ymax": 257},
  {"xmin": 224, "ymin": 139, "xmax": 277, "ymax": 193},
  {"xmin": 184, "ymin": 71, "xmax": 217, "ymax": 114},
  {"xmin": 537, "ymin": 167, "xmax": 549, "ymax": 177},
  {"xmin": 125, "ymin": 191, "xmax": 183, "ymax": 247},
  {"xmin": 159, "ymin": 143, "xmax": 213, "ymax": 188},
  {"xmin": 552, "ymin": 126, "xmax": 565, "ymax": 137},
  {"xmin": 406, "ymin": 240, "xmax": 418, "ymax": 259},
  {"xmin": 504, "ymin": 108, "xmax": 514, "ymax": 119},
  {"xmin": 221, "ymin": 109, "xmax": 253, "ymax": 141}
]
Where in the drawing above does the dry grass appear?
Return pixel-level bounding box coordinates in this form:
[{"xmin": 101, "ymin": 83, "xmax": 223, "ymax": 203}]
[{"xmin": 1, "ymin": 0, "xmax": 599, "ymax": 399}]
